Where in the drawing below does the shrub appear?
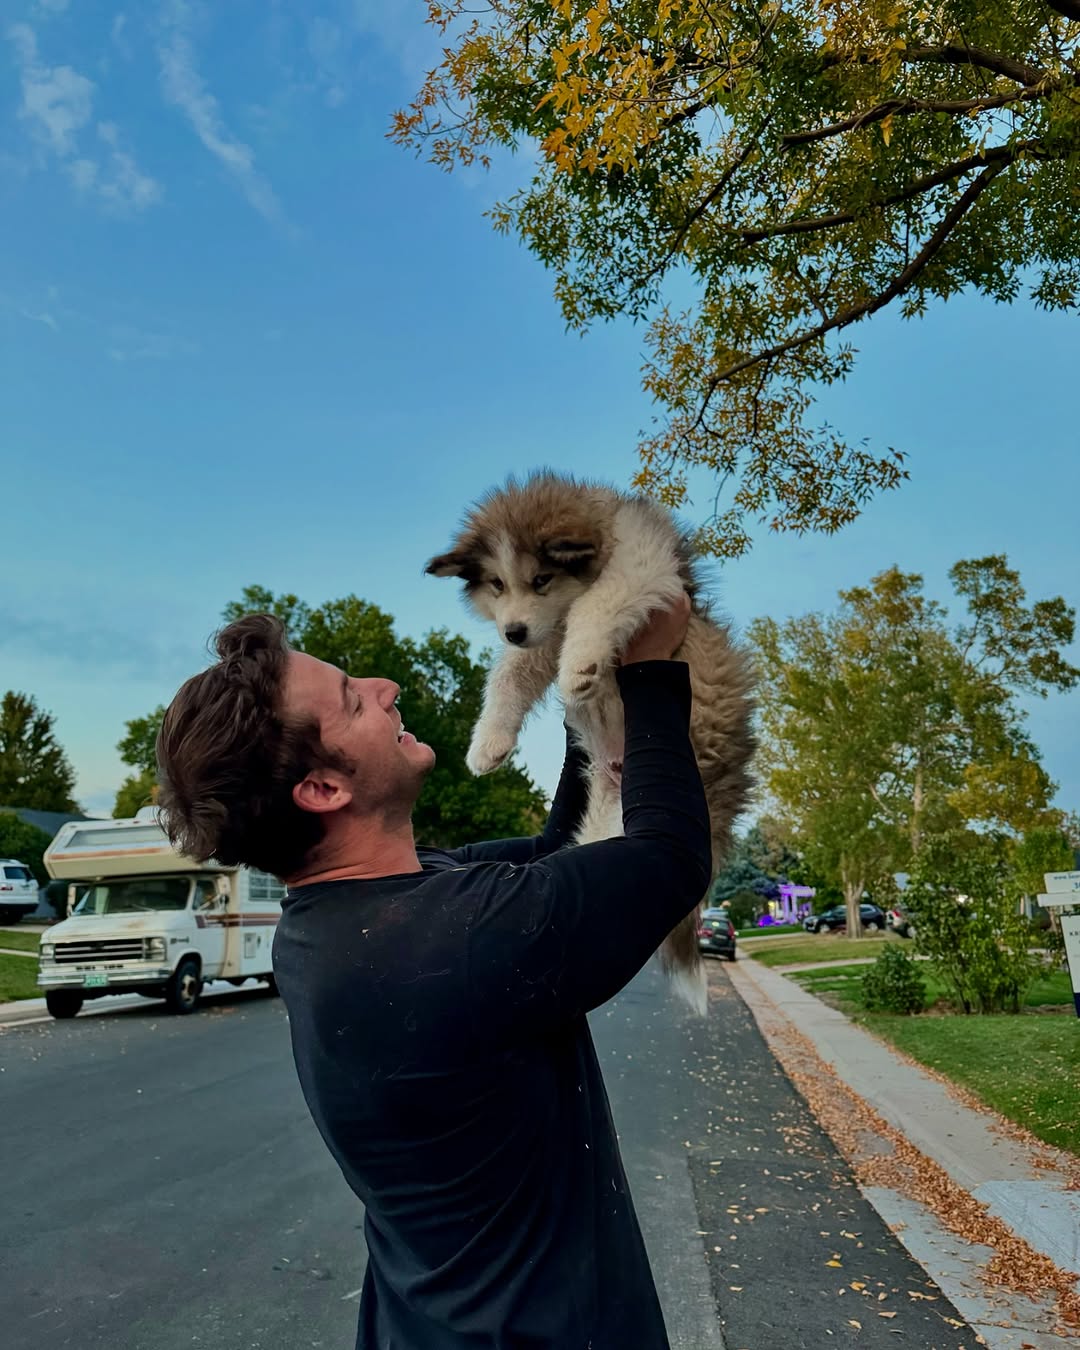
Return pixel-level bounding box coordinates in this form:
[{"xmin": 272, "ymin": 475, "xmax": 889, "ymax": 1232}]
[
  {"xmin": 861, "ymin": 943, "xmax": 926, "ymax": 1015},
  {"xmin": 905, "ymin": 832, "xmax": 1038, "ymax": 1014}
]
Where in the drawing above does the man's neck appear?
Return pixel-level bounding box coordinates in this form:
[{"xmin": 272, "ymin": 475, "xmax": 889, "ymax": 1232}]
[{"xmin": 286, "ymin": 818, "xmax": 422, "ymax": 888}]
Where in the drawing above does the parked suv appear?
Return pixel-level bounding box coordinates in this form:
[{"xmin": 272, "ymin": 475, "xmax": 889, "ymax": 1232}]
[
  {"xmin": 697, "ymin": 908, "xmax": 737, "ymax": 961},
  {"xmin": 803, "ymin": 902, "xmax": 887, "ymax": 934},
  {"xmin": 0, "ymin": 860, "xmax": 39, "ymax": 923}
]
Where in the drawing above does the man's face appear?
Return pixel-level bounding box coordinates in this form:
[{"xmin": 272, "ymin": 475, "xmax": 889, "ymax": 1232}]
[{"xmin": 282, "ymin": 651, "xmax": 435, "ymax": 820}]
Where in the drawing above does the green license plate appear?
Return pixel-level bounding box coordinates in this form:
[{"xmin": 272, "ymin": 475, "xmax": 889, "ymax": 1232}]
[{"xmin": 84, "ymin": 974, "xmax": 108, "ymax": 988}]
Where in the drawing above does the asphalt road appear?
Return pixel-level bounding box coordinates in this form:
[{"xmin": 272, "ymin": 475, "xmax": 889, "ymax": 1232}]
[{"xmin": 1, "ymin": 962, "xmax": 976, "ymax": 1350}]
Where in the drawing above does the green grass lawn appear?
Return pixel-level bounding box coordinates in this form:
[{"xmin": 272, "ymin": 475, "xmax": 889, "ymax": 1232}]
[
  {"xmin": 790, "ymin": 962, "xmax": 1074, "ymax": 1012},
  {"xmin": 789, "ymin": 962, "xmax": 1080, "ymax": 1154},
  {"xmin": 735, "ymin": 923, "xmax": 804, "ymax": 938},
  {"xmin": 869, "ymin": 1013, "xmax": 1080, "ymax": 1156},
  {"xmin": 747, "ymin": 933, "xmax": 897, "ymax": 967},
  {"xmin": 0, "ymin": 951, "xmax": 41, "ymax": 1001},
  {"xmin": 0, "ymin": 929, "xmax": 42, "ymax": 954}
]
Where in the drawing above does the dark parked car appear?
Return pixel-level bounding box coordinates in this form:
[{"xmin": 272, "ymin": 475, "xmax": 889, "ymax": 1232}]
[
  {"xmin": 698, "ymin": 908, "xmax": 737, "ymax": 961},
  {"xmin": 803, "ymin": 902, "xmax": 887, "ymax": 934}
]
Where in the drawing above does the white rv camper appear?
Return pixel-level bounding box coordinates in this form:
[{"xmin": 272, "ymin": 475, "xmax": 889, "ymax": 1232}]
[{"xmin": 39, "ymin": 812, "xmax": 282, "ymax": 1020}]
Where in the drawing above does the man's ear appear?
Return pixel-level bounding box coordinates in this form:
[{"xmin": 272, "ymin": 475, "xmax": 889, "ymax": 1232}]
[{"xmin": 292, "ymin": 771, "xmax": 354, "ymax": 816}]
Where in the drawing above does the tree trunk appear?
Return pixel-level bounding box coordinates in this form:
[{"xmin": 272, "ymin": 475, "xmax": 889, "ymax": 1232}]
[
  {"xmin": 843, "ymin": 875, "xmax": 864, "ymax": 938},
  {"xmin": 911, "ymin": 763, "xmax": 924, "ymax": 855}
]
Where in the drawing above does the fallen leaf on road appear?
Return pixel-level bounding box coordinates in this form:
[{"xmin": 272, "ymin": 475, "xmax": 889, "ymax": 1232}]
[
  {"xmin": 826, "ymin": 1260, "xmax": 842, "ymax": 1268},
  {"xmin": 848, "ymin": 1319, "xmax": 862, "ymax": 1329},
  {"xmin": 878, "ymin": 1312, "xmax": 897, "ymax": 1320}
]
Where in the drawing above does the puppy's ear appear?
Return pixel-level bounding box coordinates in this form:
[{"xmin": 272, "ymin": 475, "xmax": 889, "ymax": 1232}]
[
  {"xmin": 540, "ymin": 538, "xmax": 599, "ymax": 574},
  {"xmin": 425, "ymin": 548, "xmax": 482, "ymax": 581}
]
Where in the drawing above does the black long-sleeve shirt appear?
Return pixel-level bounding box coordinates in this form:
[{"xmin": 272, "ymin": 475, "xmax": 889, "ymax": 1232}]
[{"xmin": 273, "ymin": 661, "xmax": 711, "ymax": 1349}]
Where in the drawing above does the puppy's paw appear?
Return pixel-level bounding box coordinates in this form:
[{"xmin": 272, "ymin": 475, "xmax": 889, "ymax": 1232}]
[
  {"xmin": 558, "ymin": 654, "xmax": 607, "ymax": 705},
  {"xmin": 466, "ymin": 724, "xmax": 518, "ymax": 775}
]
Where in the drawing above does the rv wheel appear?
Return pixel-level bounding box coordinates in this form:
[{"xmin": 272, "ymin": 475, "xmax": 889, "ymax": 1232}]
[
  {"xmin": 263, "ymin": 975, "xmax": 279, "ymax": 997},
  {"xmin": 46, "ymin": 990, "xmax": 84, "ymax": 1019},
  {"xmin": 165, "ymin": 958, "xmax": 202, "ymax": 1015}
]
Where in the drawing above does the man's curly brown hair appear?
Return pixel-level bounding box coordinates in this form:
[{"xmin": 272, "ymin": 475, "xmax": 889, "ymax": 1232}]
[{"xmin": 156, "ymin": 614, "xmax": 349, "ymax": 879}]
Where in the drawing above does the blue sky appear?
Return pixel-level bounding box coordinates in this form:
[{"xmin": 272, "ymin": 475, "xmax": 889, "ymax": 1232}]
[{"xmin": 4, "ymin": 1, "xmax": 1079, "ymax": 822}]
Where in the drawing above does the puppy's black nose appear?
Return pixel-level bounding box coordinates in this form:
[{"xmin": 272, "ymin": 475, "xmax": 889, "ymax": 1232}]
[{"xmin": 505, "ymin": 623, "xmax": 528, "ymax": 646}]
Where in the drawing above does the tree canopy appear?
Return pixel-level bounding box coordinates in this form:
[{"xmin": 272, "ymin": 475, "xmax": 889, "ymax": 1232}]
[
  {"xmin": 0, "ymin": 812, "xmax": 54, "ymax": 885},
  {"xmin": 0, "ymin": 691, "xmax": 77, "ymax": 813},
  {"xmin": 750, "ymin": 554, "xmax": 1079, "ymax": 930},
  {"xmin": 395, "ymin": 1, "xmax": 1080, "ymax": 555},
  {"xmin": 118, "ymin": 588, "xmax": 548, "ymax": 845}
]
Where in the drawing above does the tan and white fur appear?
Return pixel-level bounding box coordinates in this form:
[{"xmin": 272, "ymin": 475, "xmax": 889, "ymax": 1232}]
[{"xmin": 426, "ymin": 472, "xmax": 755, "ymax": 1015}]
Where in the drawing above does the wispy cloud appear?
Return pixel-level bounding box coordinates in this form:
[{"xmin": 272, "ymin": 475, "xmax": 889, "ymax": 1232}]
[
  {"xmin": 346, "ymin": 1, "xmax": 442, "ymax": 79},
  {"xmin": 7, "ymin": 21, "xmax": 162, "ymax": 213},
  {"xmin": 306, "ymin": 16, "xmax": 348, "ymax": 108},
  {"xmin": 10, "ymin": 22, "xmax": 93, "ymax": 155},
  {"xmin": 34, "ymin": 0, "xmax": 70, "ymax": 14},
  {"xmin": 0, "ymin": 607, "xmax": 198, "ymax": 683},
  {"xmin": 1, "ymin": 287, "xmax": 197, "ymax": 362},
  {"xmin": 110, "ymin": 12, "xmax": 132, "ymax": 61},
  {"xmin": 19, "ymin": 307, "xmax": 59, "ymax": 331},
  {"xmin": 106, "ymin": 323, "xmax": 200, "ymax": 363},
  {"xmin": 158, "ymin": 16, "xmax": 283, "ymax": 225}
]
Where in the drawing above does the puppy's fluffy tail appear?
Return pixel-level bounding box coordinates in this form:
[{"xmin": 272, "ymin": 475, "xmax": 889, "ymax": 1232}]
[{"xmin": 659, "ymin": 910, "xmax": 708, "ymax": 1017}]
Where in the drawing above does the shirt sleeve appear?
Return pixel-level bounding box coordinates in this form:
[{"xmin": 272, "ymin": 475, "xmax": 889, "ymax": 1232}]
[
  {"xmin": 464, "ymin": 661, "xmax": 712, "ymax": 1038},
  {"xmin": 436, "ymin": 729, "xmax": 591, "ymax": 867}
]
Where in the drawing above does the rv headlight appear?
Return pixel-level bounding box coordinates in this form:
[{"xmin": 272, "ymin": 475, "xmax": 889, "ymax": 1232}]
[
  {"xmin": 146, "ymin": 937, "xmax": 166, "ymax": 961},
  {"xmin": 40, "ymin": 943, "xmax": 54, "ymax": 962}
]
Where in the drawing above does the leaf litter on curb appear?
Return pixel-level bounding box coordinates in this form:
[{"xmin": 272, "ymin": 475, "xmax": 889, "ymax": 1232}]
[{"xmin": 745, "ymin": 993, "xmax": 1080, "ymax": 1334}]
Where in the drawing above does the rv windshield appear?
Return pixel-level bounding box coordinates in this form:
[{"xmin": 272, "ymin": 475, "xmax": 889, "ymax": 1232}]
[{"xmin": 72, "ymin": 877, "xmax": 192, "ymax": 915}]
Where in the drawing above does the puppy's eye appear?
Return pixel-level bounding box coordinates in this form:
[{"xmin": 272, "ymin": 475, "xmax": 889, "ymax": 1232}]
[
  {"xmin": 532, "ymin": 574, "xmax": 553, "ymax": 592},
  {"xmin": 491, "ymin": 578, "xmax": 504, "ymax": 594}
]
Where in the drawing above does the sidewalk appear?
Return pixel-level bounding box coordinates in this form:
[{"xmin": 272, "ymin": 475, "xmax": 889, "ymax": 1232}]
[{"xmin": 728, "ymin": 955, "xmax": 1080, "ymax": 1348}]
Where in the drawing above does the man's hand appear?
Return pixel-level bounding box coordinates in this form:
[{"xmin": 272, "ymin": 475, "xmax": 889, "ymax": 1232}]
[{"xmin": 619, "ymin": 591, "xmax": 691, "ymax": 665}]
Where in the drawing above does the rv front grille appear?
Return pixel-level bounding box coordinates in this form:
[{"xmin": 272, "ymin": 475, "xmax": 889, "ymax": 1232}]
[{"xmin": 53, "ymin": 939, "xmax": 149, "ymax": 964}]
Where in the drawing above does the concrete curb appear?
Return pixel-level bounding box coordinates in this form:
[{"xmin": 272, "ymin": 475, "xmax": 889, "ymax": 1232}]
[
  {"xmin": 0, "ymin": 979, "xmax": 271, "ymax": 1029},
  {"xmin": 727, "ymin": 955, "xmax": 1080, "ymax": 1346}
]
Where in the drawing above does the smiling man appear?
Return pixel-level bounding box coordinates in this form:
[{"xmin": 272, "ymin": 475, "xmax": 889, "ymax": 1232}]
[{"xmin": 156, "ymin": 602, "xmax": 710, "ymax": 1350}]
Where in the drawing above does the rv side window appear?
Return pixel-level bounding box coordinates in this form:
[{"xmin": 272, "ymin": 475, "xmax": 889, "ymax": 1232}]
[{"xmin": 248, "ymin": 871, "xmax": 286, "ymax": 905}]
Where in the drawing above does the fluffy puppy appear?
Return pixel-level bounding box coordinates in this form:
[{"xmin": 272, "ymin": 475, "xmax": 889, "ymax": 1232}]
[{"xmin": 426, "ymin": 472, "xmax": 755, "ymax": 1013}]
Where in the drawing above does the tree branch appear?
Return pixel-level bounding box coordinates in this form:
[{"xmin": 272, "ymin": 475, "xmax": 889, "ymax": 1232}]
[
  {"xmin": 705, "ymin": 160, "xmax": 1008, "ymax": 390},
  {"xmin": 782, "ymin": 86, "xmax": 1048, "ymax": 149},
  {"xmin": 642, "ymin": 115, "xmax": 774, "ymax": 284},
  {"xmin": 741, "ymin": 140, "xmax": 1043, "ymax": 243},
  {"xmin": 900, "ymin": 45, "xmax": 1047, "ymax": 86}
]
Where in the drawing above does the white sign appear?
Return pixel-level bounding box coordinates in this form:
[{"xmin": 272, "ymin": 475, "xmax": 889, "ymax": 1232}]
[
  {"xmin": 1061, "ymin": 914, "xmax": 1080, "ymax": 1020},
  {"xmin": 1043, "ymin": 869, "xmax": 1080, "ymax": 895},
  {"xmin": 1036, "ymin": 892, "xmax": 1080, "ymax": 911}
]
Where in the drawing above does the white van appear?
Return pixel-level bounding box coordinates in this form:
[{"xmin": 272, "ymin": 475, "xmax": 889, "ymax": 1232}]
[
  {"xmin": 39, "ymin": 812, "xmax": 283, "ymax": 1020},
  {"xmin": 0, "ymin": 859, "xmax": 39, "ymax": 923}
]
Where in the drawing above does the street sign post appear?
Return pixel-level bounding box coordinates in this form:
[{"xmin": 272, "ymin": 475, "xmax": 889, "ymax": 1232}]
[{"xmin": 1040, "ymin": 871, "xmax": 1080, "ymax": 1020}]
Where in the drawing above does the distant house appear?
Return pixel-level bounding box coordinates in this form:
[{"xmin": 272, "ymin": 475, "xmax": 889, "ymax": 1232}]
[
  {"xmin": 0, "ymin": 806, "xmax": 92, "ymax": 839},
  {"xmin": 0, "ymin": 807, "xmax": 94, "ymax": 919}
]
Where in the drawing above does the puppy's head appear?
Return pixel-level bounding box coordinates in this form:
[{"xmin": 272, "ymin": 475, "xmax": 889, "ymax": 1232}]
[{"xmin": 426, "ymin": 487, "xmax": 605, "ymax": 648}]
